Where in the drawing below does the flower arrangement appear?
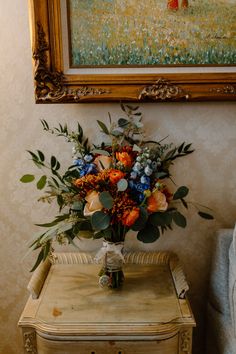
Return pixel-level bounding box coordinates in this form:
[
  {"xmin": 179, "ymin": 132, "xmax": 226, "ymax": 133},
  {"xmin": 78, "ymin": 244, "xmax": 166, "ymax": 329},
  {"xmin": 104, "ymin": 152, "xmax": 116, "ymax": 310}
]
[{"xmin": 21, "ymin": 105, "xmax": 213, "ymax": 288}]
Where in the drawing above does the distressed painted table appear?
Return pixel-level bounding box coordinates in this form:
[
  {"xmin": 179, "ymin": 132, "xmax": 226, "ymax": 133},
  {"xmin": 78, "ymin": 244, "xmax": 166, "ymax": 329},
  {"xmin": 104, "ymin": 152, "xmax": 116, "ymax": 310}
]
[{"xmin": 18, "ymin": 251, "xmax": 196, "ymax": 354}]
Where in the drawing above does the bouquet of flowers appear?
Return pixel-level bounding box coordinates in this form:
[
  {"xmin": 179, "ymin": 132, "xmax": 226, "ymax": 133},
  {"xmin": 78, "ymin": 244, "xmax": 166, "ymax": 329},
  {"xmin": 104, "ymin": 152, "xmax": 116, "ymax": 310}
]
[{"xmin": 21, "ymin": 105, "xmax": 213, "ymax": 289}]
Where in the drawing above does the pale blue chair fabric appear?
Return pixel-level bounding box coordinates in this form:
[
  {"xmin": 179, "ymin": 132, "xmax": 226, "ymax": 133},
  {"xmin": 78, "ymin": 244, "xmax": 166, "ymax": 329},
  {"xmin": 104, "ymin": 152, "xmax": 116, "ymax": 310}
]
[{"xmin": 206, "ymin": 229, "xmax": 236, "ymax": 354}]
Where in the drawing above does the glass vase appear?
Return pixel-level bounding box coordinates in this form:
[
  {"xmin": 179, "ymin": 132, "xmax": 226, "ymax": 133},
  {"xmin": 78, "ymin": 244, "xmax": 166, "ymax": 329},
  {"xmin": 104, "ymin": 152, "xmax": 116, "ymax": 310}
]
[{"xmin": 96, "ymin": 240, "xmax": 125, "ymax": 289}]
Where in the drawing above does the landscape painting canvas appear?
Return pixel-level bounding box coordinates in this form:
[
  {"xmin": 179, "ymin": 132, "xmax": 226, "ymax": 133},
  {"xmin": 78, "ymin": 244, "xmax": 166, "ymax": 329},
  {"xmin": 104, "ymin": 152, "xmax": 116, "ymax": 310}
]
[{"xmin": 67, "ymin": 0, "xmax": 236, "ymax": 67}]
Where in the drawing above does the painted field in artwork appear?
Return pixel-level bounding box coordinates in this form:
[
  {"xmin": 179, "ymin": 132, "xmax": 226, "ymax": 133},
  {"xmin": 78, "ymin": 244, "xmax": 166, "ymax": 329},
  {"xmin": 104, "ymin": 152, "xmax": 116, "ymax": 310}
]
[{"xmin": 68, "ymin": 0, "xmax": 236, "ymax": 66}]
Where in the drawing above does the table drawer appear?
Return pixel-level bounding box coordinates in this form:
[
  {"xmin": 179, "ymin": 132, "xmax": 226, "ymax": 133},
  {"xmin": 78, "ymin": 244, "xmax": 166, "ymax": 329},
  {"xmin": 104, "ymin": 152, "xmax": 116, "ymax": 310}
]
[{"xmin": 37, "ymin": 335, "xmax": 179, "ymax": 354}]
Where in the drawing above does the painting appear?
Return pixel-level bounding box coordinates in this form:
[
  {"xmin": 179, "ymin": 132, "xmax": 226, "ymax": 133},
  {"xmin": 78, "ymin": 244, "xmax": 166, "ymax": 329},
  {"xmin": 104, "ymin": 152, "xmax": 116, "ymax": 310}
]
[
  {"xmin": 28, "ymin": 0, "xmax": 236, "ymax": 103},
  {"xmin": 68, "ymin": 0, "xmax": 236, "ymax": 67}
]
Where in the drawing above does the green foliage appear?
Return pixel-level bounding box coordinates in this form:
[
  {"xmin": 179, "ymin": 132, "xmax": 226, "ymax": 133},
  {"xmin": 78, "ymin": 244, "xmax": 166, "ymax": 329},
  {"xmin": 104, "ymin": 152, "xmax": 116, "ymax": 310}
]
[
  {"xmin": 172, "ymin": 211, "xmax": 187, "ymax": 228},
  {"xmin": 91, "ymin": 211, "xmax": 111, "ymax": 231},
  {"xmin": 117, "ymin": 179, "xmax": 128, "ymax": 192},
  {"xmin": 198, "ymin": 211, "xmax": 214, "ymax": 220},
  {"xmin": 173, "ymin": 186, "xmax": 189, "ymax": 200},
  {"xmin": 137, "ymin": 224, "xmax": 160, "ymax": 243},
  {"xmin": 22, "ymin": 105, "xmax": 214, "ymax": 273},
  {"xmin": 20, "ymin": 174, "xmax": 35, "ymax": 183},
  {"xmin": 99, "ymin": 191, "xmax": 113, "ymax": 209},
  {"xmin": 131, "ymin": 207, "xmax": 148, "ymax": 231},
  {"xmin": 36, "ymin": 175, "xmax": 47, "ymax": 190},
  {"xmin": 149, "ymin": 211, "xmax": 172, "ymax": 227},
  {"xmin": 97, "ymin": 120, "xmax": 110, "ymax": 135}
]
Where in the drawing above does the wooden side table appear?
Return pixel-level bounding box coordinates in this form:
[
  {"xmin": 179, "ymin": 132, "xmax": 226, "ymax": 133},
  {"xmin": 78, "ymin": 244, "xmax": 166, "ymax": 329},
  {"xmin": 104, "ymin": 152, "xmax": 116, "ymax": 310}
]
[{"xmin": 18, "ymin": 251, "xmax": 196, "ymax": 354}]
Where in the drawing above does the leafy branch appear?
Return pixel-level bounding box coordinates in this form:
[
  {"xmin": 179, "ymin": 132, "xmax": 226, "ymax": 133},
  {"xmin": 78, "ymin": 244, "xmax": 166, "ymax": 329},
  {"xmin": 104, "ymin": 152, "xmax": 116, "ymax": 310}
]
[{"xmin": 41, "ymin": 119, "xmax": 90, "ymax": 157}]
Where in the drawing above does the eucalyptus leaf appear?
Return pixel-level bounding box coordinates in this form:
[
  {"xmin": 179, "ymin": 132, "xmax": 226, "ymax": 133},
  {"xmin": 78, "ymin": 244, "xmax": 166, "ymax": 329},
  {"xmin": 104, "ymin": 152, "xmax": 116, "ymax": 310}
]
[
  {"xmin": 131, "ymin": 207, "xmax": 148, "ymax": 231},
  {"xmin": 111, "ymin": 129, "xmax": 123, "ymax": 136},
  {"xmin": 172, "ymin": 212, "xmax": 187, "ymax": 228},
  {"xmin": 43, "ymin": 242, "xmax": 51, "ymax": 261},
  {"xmin": 181, "ymin": 198, "xmax": 188, "ymax": 209},
  {"xmin": 132, "ymin": 144, "xmax": 142, "ymax": 152},
  {"xmin": 55, "ymin": 160, "xmax": 61, "ymax": 171},
  {"xmin": 20, "ymin": 174, "xmax": 35, "ymax": 183},
  {"xmin": 91, "ymin": 211, "xmax": 110, "ymax": 230},
  {"xmin": 91, "ymin": 149, "xmax": 110, "ymax": 156},
  {"xmin": 71, "ymin": 201, "xmax": 83, "ymax": 211},
  {"xmin": 30, "ymin": 249, "xmax": 44, "ymax": 272},
  {"xmin": 97, "ymin": 120, "xmax": 109, "ymax": 134},
  {"xmin": 77, "ymin": 231, "xmax": 93, "ymax": 239},
  {"xmin": 35, "ymin": 221, "xmax": 59, "ymax": 228},
  {"xmin": 177, "ymin": 142, "xmax": 185, "ymax": 153},
  {"xmin": 27, "ymin": 150, "xmax": 38, "ymax": 161},
  {"xmin": 117, "ymin": 178, "xmax": 128, "ymax": 192},
  {"xmin": 126, "ymin": 104, "xmax": 139, "ymax": 111},
  {"xmin": 198, "ymin": 211, "xmax": 214, "ymax": 220},
  {"xmin": 93, "ymin": 231, "xmax": 105, "ymax": 239},
  {"xmin": 118, "ymin": 118, "xmax": 129, "ymax": 127},
  {"xmin": 137, "ymin": 224, "xmax": 160, "ymax": 243},
  {"xmin": 149, "ymin": 211, "xmax": 172, "ymax": 227},
  {"xmin": 99, "ymin": 191, "xmax": 113, "ymax": 209},
  {"xmin": 36, "ymin": 175, "xmax": 47, "ymax": 190},
  {"xmin": 37, "ymin": 150, "xmax": 45, "ymax": 162},
  {"xmin": 155, "ymin": 172, "xmax": 168, "ymax": 179},
  {"xmin": 173, "ymin": 186, "xmax": 189, "ymax": 200},
  {"xmin": 51, "ymin": 156, "xmax": 57, "ymax": 169},
  {"xmin": 57, "ymin": 194, "xmax": 64, "ymax": 208}
]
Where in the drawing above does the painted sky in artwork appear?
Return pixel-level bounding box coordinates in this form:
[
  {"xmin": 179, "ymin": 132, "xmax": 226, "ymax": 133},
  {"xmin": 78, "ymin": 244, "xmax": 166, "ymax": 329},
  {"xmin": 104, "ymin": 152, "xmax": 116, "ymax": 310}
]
[{"xmin": 68, "ymin": 0, "xmax": 236, "ymax": 66}]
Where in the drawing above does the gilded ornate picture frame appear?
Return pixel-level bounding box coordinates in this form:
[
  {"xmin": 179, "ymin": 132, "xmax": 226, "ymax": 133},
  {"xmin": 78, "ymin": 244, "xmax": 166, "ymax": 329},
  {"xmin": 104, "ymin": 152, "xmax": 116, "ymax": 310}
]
[{"xmin": 28, "ymin": 0, "xmax": 236, "ymax": 103}]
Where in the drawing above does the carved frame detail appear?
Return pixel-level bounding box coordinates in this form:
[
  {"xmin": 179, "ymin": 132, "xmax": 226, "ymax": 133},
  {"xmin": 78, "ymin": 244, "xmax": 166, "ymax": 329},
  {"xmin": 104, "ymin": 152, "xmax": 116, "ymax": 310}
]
[
  {"xmin": 28, "ymin": 0, "xmax": 236, "ymax": 103},
  {"xmin": 33, "ymin": 22, "xmax": 110, "ymax": 102}
]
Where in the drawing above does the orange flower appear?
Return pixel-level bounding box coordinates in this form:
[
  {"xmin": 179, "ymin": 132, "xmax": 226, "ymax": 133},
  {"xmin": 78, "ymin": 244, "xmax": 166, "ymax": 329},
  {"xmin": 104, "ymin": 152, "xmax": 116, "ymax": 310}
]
[
  {"xmin": 109, "ymin": 169, "xmax": 125, "ymax": 184},
  {"xmin": 116, "ymin": 152, "xmax": 133, "ymax": 167},
  {"xmin": 122, "ymin": 207, "xmax": 140, "ymax": 227},
  {"xmin": 147, "ymin": 190, "xmax": 168, "ymax": 213}
]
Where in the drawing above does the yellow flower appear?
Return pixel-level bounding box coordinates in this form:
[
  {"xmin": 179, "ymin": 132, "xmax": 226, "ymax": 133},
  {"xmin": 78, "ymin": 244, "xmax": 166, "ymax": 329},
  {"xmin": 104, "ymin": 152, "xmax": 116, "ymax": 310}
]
[
  {"xmin": 83, "ymin": 191, "xmax": 103, "ymax": 216},
  {"xmin": 147, "ymin": 190, "xmax": 168, "ymax": 213}
]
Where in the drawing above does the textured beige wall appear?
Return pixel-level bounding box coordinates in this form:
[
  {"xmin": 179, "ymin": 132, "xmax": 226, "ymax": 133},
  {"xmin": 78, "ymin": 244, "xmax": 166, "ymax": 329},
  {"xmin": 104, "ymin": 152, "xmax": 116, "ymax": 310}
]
[{"xmin": 0, "ymin": 1, "xmax": 236, "ymax": 354}]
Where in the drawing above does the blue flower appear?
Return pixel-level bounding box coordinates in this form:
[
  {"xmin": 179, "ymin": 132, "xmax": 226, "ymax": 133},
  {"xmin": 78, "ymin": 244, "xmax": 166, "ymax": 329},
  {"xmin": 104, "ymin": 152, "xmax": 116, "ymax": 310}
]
[
  {"xmin": 79, "ymin": 163, "xmax": 97, "ymax": 176},
  {"xmin": 140, "ymin": 175, "xmax": 150, "ymax": 185},
  {"xmin": 130, "ymin": 171, "xmax": 137, "ymax": 180},
  {"xmin": 144, "ymin": 165, "xmax": 153, "ymax": 176},
  {"xmin": 133, "ymin": 162, "xmax": 142, "ymax": 172},
  {"xmin": 84, "ymin": 154, "xmax": 93, "ymax": 162},
  {"xmin": 136, "ymin": 182, "xmax": 150, "ymax": 192},
  {"xmin": 129, "ymin": 181, "xmax": 146, "ymax": 203},
  {"xmin": 73, "ymin": 158, "xmax": 85, "ymax": 167}
]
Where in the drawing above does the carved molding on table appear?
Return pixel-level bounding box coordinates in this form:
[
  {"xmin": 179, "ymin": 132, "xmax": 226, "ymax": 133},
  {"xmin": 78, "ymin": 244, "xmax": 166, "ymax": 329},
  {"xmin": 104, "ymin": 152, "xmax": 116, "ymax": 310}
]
[
  {"xmin": 27, "ymin": 258, "xmax": 51, "ymax": 299},
  {"xmin": 23, "ymin": 330, "xmax": 37, "ymax": 354},
  {"xmin": 179, "ymin": 328, "xmax": 192, "ymax": 354}
]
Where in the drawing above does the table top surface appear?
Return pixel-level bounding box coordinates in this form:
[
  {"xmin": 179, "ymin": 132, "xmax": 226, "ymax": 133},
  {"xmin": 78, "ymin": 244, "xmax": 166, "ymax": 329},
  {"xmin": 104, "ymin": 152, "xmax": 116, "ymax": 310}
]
[
  {"xmin": 36, "ymin": 263, "xmax": 182, "ymax": 325},
  {"xmin": 19, "ymin": 254, "xmax": 196, "ymax": 337}
]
